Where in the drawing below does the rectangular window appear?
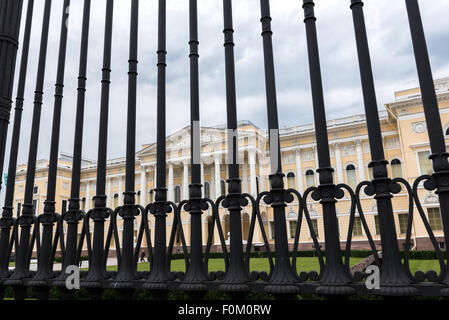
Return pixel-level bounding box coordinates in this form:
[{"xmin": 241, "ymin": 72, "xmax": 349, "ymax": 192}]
[
  {"xmin": 374, "ymin": 215, "xmax": 380, "ymax": 235},
  {"xmin": 32, "ymin": 199, "xmax": 38, "ymax": 215},
  {"xmin": 428, "ymin": 207, "xmax": 443, "ymax": 231},
  {"xmin": 398, "ymin": 213, "xmax": 409, "ymax": 234},
  {"xmin": 310, "ymin": 219, "xmax": 319, "ymax": 238},
  {"xmin": 16, "ymin": 203, "xmax": 21, "ymax": 218},
  {"xmin": 418, "ymin": 151, "xmax": 433, "ymax": 175},
  {"xmin": 352, "ymin": 217, "xmax": 363, "ymax": 236},
  {"xmin": 33, "ymin": 186, "xmax": 39, "ymax": 194},
  {"xmin": 368, "ymin": 167, "xmax": 374, "ymax": 180},
  {"xmin": 269, "ymin": 221, "xmax": 275, "ymax": 240},
  {"xmin": 63, "ymin": 182, "xmax": 70, "ymax": 190},
  {"xmin": 289, "ymin": 220, "xmax": 297, "ymax": 239}
]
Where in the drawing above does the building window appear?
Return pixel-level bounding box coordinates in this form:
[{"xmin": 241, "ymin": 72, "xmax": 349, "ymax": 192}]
[
  {"xmin": 368, "ymin": 166, "xmax": 374, "ymax": 180},
  {"xmin": 289, "ymin": 220, "xmax": 297, "ymax": 239},
  {"xmin": 207, "ymin": 216, "xmax": 214, "ymax": 244},
  {"xmin": 305, "ymin": 170, "xmax": 315, "ymax": 188},
  {"xmin": 346, "ymin": 164, "xmax": 357, "ymax": 190},
  {"xmin": 269, "ymin": 221, "xmax": 275, "ymax": 240},
  {"xmin": 391, "ymin": 159, "xmax": 403, "ymax": 178},
  {"xmin": 113, "ymin": 194, "xmax": 119, "ymax": 208},
  {"xmin": 204, "ymin": 182, "xmax": 210, "ymax": 199},
  {"xmin": 220, "ymin": 180, "xmax": 226, "ymax": 197},
  {"xmin": 149, "ymin": 190, "xmax": 154, "ymax": 203},
  {"xmin": 427, "ymin": 207, "xmax": 443, "ymax": 231},
  {"xmin": 336, "ymin": 216, "xmax": 340, "ymax": 238},
  {"xmin": 33, "ymin": 186, "xmax": 39, "ymax": 194},
  {"xmin": 32, "ymin": 199, "xmax": 38, "ymax": 215},
  {"xmin": 175, "ymin": 228, "xmax": 181, "ymax": 245},
  {"xmin": 352, "ymin": 217, "xmax": 363, "ymax": 236},
  {"xmin": 310, "ymin": 219, "xmax": 319, "ymax": 238},
  {"xmin": 81, "ymin": 198, "xmax": 86, "ymax": 211},
  {"xmin": 398, "ymin": 213, "xmax": 409, "ymax": 234},
  {"xmin": 374, "ymin": 215, "xmax": 380, "ymax": 235},
  {"xmin": 174, "ymin": 186, "xmax": 181, "ymax": 203},
  {"xmin": 136, "ymin": 191, "xmax": 141, "ymax": 205},
  {"xmin": 287, "ymin": 172, "xmax": 296, "ymax": 189},
  {"xmin": 16, "ymin": 203, "xmax": 21, "ymax": 217},
  {"xmin": 63, "ymin": 182, "xmax": 70, "ymax": 190},
  {"xmin": 418, "ymin": 151, "xmax": 433, "ymax": 175}
]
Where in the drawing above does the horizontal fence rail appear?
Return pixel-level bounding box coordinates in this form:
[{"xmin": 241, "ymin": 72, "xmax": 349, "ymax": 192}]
[{"xmin": 0, "ymin": 0, "xmax": 446, "ymax": 300}]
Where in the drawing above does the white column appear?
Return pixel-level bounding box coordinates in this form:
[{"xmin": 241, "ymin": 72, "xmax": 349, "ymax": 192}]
[
  {"xmin": 140, "ymin": 166, "xmax": 147, "ymax": 206},
  {"xmin": 334, "ymin": 143, "xmax": 344, "ymax": 184},
  {"xmin": 168, "ymin": 162, "xmax": 174, "ymax": 201},
  {"xmin": 355, "ymin": 139, "xmax": 365, "ymax": 182},
  {"xmin": 107, "ymin": 177, "xmax": 112, "ymax": 208},
  {"xmin": 200, "ymin": 160, "xmax": 204, "ymax": 196},
  {"xmin": 295, "ymin": 149, "xmax": 304, "ymax": 193},
  {"xmin": 118, "ymin": 175, "xmax": 123, "ymax": 205},
  {"xmin": 214, "ymin": 154, "xmax": 221, "ymax": 199},
  {"xmin": 200, "ymin": 161, "xmax": 204, "ymax": 185},
  {"xmin": 183, "ymin": 160, "xmax": 189, "ymax": 200},
  {"xmin": 85, "ymin": 181, "xmax": 91, "ymax": 210},
  {"xmin": 249, "ymin": 149, "xmax": 257, "ymax": 196},
  {"xmin": 242, "ymin": 162, "xmax": 248, "ymax": 193},
  {"xmin": 259, "ymin": 153, "xmax": 265, "ymax": 192},
  {"xmin": 153, "ymin": 164, "xmax": 157, "ymax": 190}
]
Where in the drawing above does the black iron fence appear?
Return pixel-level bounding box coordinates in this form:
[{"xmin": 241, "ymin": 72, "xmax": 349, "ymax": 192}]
[{"xmin": 0, "ymin": 0, "xmax": 447, "ymax": 300}]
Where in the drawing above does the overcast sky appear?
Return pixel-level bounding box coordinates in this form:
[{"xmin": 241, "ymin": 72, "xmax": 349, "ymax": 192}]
[{"xmin": 5, "ymin": 0, "xmax": 449, "ymax": 167}]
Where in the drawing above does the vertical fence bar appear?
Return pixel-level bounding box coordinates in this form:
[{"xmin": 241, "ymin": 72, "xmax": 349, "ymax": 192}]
[
  {"xmin": 0, "ymin": 0, "xmax": 34, "ymax": 282},
  {"xmin": 0, "ymin": 0, "xmax": 24, "ymax": 192},
  {"xmin": 258, "ymin": 0, "xmax": 298, "ymax": 298},
  {"xmin": 178, "ymin": 0, "xmax": 208, "ymax": 297},
  {"xmin": 4, "ymin": 0, "xmax": 52, "ymax": 300},
  {"xmin": 54, "ymin": 0, "xmax": 91, "ymax": 300},
  {"xmin": 405, "ymin": 0, "xmax": 449, "ymax": 294},
  {"xmin": 112, "ymin": 0, "xmax": 139, "ymax": 298},
  {"xmin": 82, "ymin": 0, "xmax": 114, "ymax": 299},
  {"xmin": 218, "ymin": 0, "xmax": 249, "ymax": 298},
  {"xmin": 144, "ymin": 0, "xmax": 170, "ymax": 298},
  {"xmin": 302, "ymin": 0, "xmax": 354, "ymax": 295},
  {"xmin": 350, "ymin": 0, "xmax": 417, "ymax": 296},
  {"xmin": 28, "ymin": 0, "xmax": 70, "ymax": 300}
]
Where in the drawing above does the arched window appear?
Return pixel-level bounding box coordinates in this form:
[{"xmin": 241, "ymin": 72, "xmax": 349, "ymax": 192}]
[
  {"xmin": 391, "ymin": 159, "xmax": 403, "ymax": 178},
  {"xmin": 305, "ymin": 170, "xmax": 315, "ymax": 188},
  {"xmin": 287, "ymin": 172, "xmax": 296, "ymax": 189},
  {"xmin": 206, "ymin": 215, "xmax": 214, "ymax": 244},
  {"xmin": 113, "ymin": 194, "xmax": 119, "ymax": 208},
  {"xmin": 220, "ymin": 180, "xmax": 226, "ymax": 197},
  {"xmin": 136, "ymin": 190, "xmax": 141, "ymax": 205},
  {"xmin": 174, "ymin": 186, "xmax": 181, "ymax": 203},
  {"xmin": 204, "ymin": 182, "xmax": 210, "ymax": 199},
  {"xmin": 346, "ymin": 164, "xmax": 357, "ymax": 190}
]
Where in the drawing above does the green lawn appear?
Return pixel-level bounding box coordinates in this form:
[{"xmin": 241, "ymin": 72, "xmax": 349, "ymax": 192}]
[{"xmin": 96, "ymin": 257, "xmax": 443, "ymax": 275}]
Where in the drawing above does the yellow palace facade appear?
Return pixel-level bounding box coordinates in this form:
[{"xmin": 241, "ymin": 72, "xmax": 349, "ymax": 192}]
[{"xmin": 10, "ymin": 78, "xmax": 449, "ymax": 254}]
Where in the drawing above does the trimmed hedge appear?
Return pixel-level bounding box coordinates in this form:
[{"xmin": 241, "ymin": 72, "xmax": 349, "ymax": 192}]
[{"xmin": 169, "ymin": 250, "xmax": 446, "ymax": 261}]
